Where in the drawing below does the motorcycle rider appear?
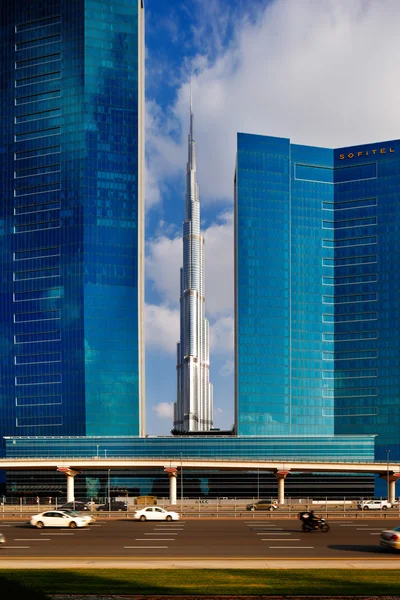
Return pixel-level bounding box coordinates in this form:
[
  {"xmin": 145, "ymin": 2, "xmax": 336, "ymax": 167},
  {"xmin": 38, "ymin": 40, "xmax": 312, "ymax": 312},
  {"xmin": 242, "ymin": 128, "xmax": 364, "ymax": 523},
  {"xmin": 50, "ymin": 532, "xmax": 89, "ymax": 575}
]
[
  {"xmin": 308, "ymin": 510, "xmax": 319, "ymax": 529},
  {"xmin": 298, "ymin": 510, "xmax": 319, "ymax": 529},
  {"xmin": 298, "ymin": 509, "xmax": 329, "ymax": 532}
]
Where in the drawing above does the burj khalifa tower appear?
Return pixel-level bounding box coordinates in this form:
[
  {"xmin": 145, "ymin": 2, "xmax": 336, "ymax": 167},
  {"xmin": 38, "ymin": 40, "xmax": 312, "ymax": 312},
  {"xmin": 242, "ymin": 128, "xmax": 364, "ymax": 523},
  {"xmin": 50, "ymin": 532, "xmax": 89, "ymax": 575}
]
[{"xmin": 174, "ymin": 99, "xmax": 213, "ymax": 432}]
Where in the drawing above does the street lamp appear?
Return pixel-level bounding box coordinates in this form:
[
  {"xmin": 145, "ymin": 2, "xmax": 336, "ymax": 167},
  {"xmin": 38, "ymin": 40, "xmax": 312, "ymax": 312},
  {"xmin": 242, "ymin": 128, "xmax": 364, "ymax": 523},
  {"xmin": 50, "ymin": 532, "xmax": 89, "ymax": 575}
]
[
  {"xmin": 180, "ymin": 452, "xmax": 183, "ymax": 509},
  {"xmin": 386, "ymin": 449, "xmax": 391, "ymax": 502},
  {"xmin": 107, "ymin": 469, "xmax": 111, "ymax": 508}
]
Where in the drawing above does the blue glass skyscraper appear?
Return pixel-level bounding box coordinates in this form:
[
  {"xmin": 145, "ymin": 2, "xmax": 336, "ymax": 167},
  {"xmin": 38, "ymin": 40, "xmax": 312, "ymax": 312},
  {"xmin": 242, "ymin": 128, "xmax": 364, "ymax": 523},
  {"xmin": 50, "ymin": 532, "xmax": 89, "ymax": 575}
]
[
  {"xmin": 235, "ymin": 133, "xmax": 400, "ymax": 466},
  {"xmin": 0, "ymin": 0, "xmax": 145, "ymax": 445}
]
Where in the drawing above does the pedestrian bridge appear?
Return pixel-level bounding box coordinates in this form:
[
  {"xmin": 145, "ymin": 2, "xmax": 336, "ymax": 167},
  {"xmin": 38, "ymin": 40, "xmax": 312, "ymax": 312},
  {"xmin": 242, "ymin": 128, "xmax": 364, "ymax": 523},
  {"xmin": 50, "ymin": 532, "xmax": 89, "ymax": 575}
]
[{"xmin": 0, "ymin": 457, "xmax": 399, "ymax": 505}]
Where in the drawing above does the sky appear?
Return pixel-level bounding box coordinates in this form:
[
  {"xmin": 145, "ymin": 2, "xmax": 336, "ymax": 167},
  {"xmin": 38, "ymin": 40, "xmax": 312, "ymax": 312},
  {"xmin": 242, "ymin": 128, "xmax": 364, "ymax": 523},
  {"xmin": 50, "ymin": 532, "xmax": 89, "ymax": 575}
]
[{"xmin": 143, "ymin": 0, "xmax": 400, "ymax": 435}]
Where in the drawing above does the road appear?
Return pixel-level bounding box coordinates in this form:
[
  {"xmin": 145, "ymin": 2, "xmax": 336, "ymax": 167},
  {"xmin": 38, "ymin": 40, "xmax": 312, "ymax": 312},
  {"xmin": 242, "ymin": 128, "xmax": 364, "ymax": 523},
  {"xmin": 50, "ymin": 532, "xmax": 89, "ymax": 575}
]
[{"xmin": 0, "ymin": 518, "xmax": 399, "ymax": 560}]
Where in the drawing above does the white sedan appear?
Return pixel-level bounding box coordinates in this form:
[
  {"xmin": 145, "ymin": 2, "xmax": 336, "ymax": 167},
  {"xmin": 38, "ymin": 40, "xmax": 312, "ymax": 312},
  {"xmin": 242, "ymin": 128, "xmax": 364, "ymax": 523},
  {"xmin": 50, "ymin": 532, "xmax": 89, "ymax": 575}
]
[
  {"xmin": 133, "ymin": 506, "xmax": 180, "ymax": 522},
  {"xmin": 30, "ymin": 510, "xmax": 91, "ymax": 529},
  {"xmin": 380, "ymin": 525, "xmax": 400, "ymax": 551}
]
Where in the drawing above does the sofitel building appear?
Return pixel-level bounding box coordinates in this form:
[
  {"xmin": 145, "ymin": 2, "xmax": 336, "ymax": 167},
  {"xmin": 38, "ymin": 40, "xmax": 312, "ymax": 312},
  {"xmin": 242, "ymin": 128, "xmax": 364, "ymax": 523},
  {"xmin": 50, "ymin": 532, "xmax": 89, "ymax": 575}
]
[
  {"xmin": 235, "ymin": 133, "xmax": 400, "ymax": 493},
  {"xmin": 0, "ymin": 0, "xmax": 145, "ymax": 447}
]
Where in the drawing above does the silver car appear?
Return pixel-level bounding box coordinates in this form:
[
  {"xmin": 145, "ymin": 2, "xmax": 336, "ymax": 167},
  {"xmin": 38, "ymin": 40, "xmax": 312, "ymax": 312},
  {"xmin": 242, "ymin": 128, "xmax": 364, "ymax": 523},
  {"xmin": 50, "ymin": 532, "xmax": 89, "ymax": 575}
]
[
  {"xmin": 0, "ymin": 532, "xmax": 5, "ymax": 545},
  {"xmin": 380, "ymin": 525, "xmax": 400, "ymax": 551}
]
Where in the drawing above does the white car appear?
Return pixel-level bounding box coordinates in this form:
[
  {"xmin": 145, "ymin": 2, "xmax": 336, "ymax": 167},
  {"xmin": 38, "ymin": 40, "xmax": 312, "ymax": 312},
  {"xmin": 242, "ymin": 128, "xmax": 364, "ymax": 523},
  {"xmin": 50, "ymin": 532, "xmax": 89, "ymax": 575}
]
[
  {"xmin": 380, "ymin": 525, "xmax": 400, "ymax": 551},
  {"xmin": 133, "ymin": 506, "xmax": 180, "ymax": 522},
  {"xmin": 63, "ymin": 509, "xmax": 95, "ymax": 524},
  {"xmin": 30, "ymin": 509, "xmax": 91, "ymax": 529},
  {"xmin": 357, "ymin": 500, "xmax": 392, "ymax": 510},
  {"xmin": 0, "ymin": 532, "xmax": 5, "ymax": 545}
]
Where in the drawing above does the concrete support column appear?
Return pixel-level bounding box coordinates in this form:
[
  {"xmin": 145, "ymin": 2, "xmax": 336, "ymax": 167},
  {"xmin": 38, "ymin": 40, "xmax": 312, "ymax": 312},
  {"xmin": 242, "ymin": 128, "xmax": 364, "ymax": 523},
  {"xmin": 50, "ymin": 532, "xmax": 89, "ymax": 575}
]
[
  {"xmin": 388, "ymin": 474, "xmax": 400, "ymax": 504},
  {"xmin": 164, "ymin": 467, "xmax": 178, "ymax": 505},
  {"xmin": 67, "ymin": 475, "xmax": 75, "ymax": 503},
  {"xmin": 275, "ymin": 470, "xmax": 290, "ymax": 505},
  {"xmin": 57, "ymin": 467, "xmax": 80, "ymax": 503}
]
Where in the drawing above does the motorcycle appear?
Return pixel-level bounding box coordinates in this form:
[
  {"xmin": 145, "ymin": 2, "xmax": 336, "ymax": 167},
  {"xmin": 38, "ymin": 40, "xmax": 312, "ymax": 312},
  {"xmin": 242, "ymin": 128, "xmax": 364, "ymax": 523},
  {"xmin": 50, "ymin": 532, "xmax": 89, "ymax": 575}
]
[{"xmin": 298, "ymin": 512, "xmax": 330, "ymax": 532}]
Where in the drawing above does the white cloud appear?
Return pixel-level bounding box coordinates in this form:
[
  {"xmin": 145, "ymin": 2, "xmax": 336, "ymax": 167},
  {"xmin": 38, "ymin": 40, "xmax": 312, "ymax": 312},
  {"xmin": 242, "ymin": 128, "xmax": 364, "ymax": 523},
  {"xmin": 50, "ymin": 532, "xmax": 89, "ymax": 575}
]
[
  {"xmin": 152, "ymin": 402, "xmax": 174, "ymax": 419},
  {"xmin": 145, "ymin": 100, "xmax": 184, "ymax": 211},
  {"xmin": 147, "ymin": 0, "xmax": 400, "ymax": 206},
  {"xmin": 204, "ymin": 211, "xmax": 233, "ymax": 317},
  {"xmin": 145, "ymin": 303, "xmax": 179, "ymax": 354},
  {"xmin": 219, "ymin": 359, "xmax": 234, "ymax": 377},
  {"xmin": 209, "ymin": 315, "xmax": 234, "ymax": 354},
  {"xmin": 145, "ymin": 161, "xmax": 161, "ymax": 210},
  {"xmin": 146, "ymin": 234, "xmax": 181, "ymax": 309}
]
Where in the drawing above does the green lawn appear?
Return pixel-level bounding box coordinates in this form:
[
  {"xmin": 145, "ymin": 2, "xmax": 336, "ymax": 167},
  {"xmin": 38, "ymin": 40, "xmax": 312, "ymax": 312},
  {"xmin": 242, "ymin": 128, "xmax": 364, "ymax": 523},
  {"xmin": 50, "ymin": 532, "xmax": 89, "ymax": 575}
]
[{"xmin": 0, "ymin": 569, "xmax": 400, "ymax": 597}]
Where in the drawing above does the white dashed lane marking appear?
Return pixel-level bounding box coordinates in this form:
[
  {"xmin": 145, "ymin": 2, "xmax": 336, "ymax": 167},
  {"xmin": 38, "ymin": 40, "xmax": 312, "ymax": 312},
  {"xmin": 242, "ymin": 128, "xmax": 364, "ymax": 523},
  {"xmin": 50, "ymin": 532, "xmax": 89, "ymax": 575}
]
[
  {"xmin": 124, "ymin": 545, "xmax": 168, "ymax": 549},
  {"xmin": 256, "ymin": 531, "xmax": 288, "ymax": 535},
  {"xmin": 269, "ymin": 546, "xmax": 314, "ymax": 549},
  {"xmin": 249, "ymin": 525, "xmax": 282, "ymax": 531},
  {"xmin": 39, "ymin": 532, "xmax": 74, "ymax": 536},
  {"xmin": 262, "ymin": 538, "xmax": 301, "ymax": 541},
  {"xmin": 135, "ymin": 538, "xmax": 175, "ymax": 541}
]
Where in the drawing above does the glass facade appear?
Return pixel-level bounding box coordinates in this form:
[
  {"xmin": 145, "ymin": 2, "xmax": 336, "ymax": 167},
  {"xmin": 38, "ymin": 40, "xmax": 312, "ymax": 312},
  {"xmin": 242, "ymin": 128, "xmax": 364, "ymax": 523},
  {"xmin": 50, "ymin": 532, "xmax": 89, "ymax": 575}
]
[
  {"xmin": 0, "ymin": 0, "xmax": 145, "ymax": 448},
  {"xmin": 235, "ymin": 133, "xmax": 400, "ymax": 467},
  {"xmin": 5, "ymin": 435, "xmax": 375, "ymax": 461}
]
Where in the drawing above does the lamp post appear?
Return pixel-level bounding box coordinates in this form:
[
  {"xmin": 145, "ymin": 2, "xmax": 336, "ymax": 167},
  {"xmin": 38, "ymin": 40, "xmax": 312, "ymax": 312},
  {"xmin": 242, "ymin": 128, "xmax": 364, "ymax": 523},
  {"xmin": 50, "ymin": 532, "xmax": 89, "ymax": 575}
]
[
  {"xmin": 180, "ymin": 452, "xmax": 183, "ymax": 509},
  {"xmin": 257, "ymin": 469, "xmax": 260, "ymax": 500},
  {"xmin": 386, "ymin": 449, "xmax": 391, "ymax": 501},
  {"xmin": 107, "ymin": 469, "xmax": 111, "ymax": 508}
]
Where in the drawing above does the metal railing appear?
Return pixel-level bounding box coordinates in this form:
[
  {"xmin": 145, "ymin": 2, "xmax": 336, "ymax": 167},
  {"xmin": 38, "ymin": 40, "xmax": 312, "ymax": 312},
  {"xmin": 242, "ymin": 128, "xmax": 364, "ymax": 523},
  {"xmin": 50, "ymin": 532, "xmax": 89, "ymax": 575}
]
[{"xmin": 1, "ymin": 497, "xmax": 399, "ymax": 520}]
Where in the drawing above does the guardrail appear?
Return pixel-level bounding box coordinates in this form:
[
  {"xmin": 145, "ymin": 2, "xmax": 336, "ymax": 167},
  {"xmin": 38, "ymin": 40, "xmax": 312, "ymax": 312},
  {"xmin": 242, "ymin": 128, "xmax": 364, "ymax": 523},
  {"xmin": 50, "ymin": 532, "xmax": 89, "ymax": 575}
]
[
  {"xmin": 1, "ymin": 506, "xmax": 400, "ymax": 520},
  {"xmin": 0, "ymin": 456, "xmax": 385, "ymax": 463}
]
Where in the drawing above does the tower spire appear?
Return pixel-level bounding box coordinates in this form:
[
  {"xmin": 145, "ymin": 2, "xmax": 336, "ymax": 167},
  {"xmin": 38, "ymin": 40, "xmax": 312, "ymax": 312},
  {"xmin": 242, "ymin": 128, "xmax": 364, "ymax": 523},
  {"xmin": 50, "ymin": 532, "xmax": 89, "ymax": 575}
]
[
  {"xmin": 189, "ymin": 78, "xmax": 194, "ymax": 142},
  {"xmin": 190, "ymin": 77, "xmax": 193, "ymax": 115}
]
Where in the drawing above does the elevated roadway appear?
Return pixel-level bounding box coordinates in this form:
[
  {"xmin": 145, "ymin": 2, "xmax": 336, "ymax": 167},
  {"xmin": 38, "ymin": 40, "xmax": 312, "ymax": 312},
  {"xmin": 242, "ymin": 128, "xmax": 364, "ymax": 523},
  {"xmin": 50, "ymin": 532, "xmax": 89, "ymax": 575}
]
[{"xmin": 1, "ymin": 457, "xmax": 399, "ymax": 504}]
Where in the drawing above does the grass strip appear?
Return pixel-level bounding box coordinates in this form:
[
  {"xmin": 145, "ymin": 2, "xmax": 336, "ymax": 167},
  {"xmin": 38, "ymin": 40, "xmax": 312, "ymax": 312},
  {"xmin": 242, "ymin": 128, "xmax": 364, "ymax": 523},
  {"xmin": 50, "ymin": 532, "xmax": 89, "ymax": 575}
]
[{"xmin": 0, "ymin": 569, "xmax": 400, "ymax": 596}]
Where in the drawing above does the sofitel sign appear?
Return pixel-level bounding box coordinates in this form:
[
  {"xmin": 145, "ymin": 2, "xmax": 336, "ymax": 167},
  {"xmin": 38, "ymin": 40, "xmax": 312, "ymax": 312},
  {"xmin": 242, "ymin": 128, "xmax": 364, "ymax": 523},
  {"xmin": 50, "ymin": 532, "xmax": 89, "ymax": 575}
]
[{"xmin": 339, "ymin": 147, "xmax": 395, "ymax": 160}]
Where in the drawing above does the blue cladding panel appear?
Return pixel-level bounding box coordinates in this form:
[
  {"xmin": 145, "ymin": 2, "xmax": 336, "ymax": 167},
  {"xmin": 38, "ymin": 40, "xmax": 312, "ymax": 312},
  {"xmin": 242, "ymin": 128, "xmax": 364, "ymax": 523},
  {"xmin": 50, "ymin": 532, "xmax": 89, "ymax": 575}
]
[
  {"xmin": 236, "ymin": 134, "xmax": 400, "ymax": 464},
  {"xmin": 0, "ymin": 0, "xmax": 142, "ymax": 446},
  {"xmin": 236, "ymin": 134, "xmax": 334, "ymax": 436}
]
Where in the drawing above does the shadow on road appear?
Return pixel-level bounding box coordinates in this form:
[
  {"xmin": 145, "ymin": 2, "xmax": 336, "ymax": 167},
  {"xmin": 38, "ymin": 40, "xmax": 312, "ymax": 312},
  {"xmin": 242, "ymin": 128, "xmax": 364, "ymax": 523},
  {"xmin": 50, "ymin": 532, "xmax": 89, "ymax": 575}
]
[{"xmin": 328, "ymin": 544, "xmax": 389, "ymax": 554}]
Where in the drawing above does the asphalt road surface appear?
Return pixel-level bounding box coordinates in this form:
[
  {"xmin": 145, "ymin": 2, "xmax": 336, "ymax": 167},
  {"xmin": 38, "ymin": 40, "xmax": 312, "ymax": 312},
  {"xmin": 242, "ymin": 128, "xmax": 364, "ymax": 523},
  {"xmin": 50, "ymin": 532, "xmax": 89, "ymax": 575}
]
[{"xmin": 0, "ymin": 518, "xmax": 399, "ymax": 559}]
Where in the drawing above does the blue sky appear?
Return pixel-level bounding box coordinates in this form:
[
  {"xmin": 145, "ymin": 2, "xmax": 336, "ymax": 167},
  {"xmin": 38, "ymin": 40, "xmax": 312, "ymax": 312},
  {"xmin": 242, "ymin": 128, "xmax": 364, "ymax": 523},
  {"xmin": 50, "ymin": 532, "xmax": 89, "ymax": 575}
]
[{"xmin": 143, "ymin": 0, "xmax": 400, "ymax": 435}]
